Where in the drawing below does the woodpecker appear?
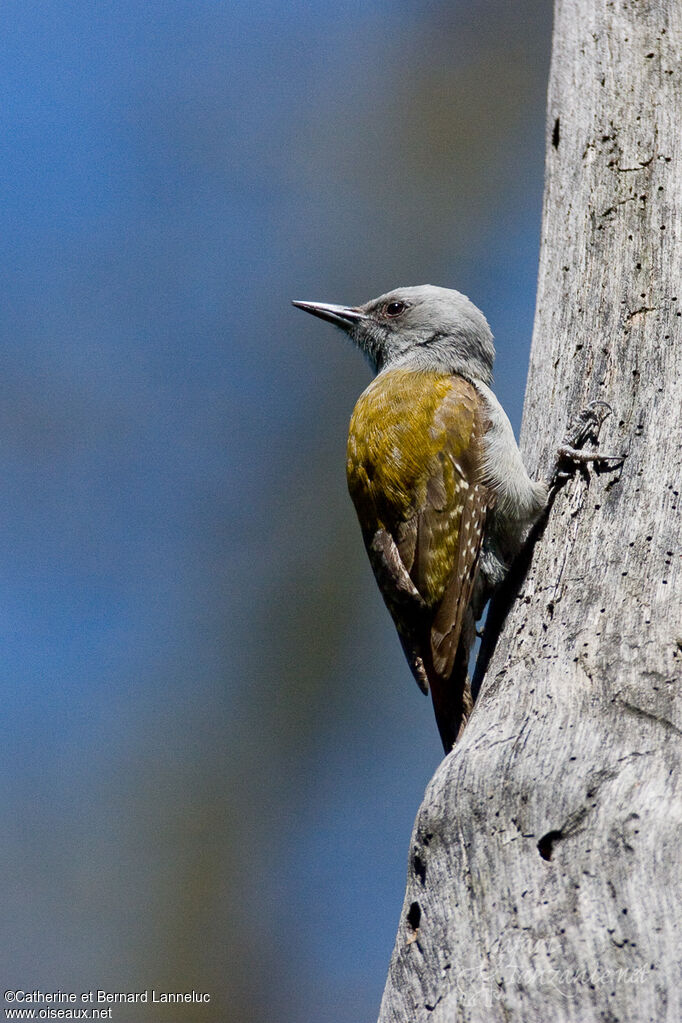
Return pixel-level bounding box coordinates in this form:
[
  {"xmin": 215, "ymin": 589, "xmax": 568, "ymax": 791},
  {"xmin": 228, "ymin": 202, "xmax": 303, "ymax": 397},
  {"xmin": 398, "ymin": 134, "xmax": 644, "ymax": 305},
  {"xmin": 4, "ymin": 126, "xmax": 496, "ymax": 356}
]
[{"xmin": 293, "ymin": 286, "xmax": 548, "ymax": 752}]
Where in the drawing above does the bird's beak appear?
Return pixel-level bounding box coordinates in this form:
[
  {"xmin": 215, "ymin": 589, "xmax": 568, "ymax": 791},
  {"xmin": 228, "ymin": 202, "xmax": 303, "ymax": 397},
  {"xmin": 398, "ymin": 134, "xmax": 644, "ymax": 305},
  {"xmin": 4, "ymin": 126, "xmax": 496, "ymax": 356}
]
[{"xmin": 292, "ymin": 300, "xmax": 368, "ymax": 330}]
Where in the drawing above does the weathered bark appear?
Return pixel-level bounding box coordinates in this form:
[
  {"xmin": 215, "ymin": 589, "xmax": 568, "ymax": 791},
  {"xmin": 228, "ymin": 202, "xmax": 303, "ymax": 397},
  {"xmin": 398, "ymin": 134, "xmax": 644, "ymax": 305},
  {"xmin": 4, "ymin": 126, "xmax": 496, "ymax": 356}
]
[{"xmin": 378, "ymin": 2, "xmax": 681, "ymax": 1021}]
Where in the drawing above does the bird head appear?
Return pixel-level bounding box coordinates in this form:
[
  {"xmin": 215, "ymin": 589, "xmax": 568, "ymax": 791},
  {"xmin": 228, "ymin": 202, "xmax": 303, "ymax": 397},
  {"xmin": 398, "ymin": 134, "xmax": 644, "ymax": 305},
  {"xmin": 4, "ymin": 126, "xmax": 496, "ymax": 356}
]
[{"xmin": 293, "ymin": 284, "xmax": 494, "ymax": 384}]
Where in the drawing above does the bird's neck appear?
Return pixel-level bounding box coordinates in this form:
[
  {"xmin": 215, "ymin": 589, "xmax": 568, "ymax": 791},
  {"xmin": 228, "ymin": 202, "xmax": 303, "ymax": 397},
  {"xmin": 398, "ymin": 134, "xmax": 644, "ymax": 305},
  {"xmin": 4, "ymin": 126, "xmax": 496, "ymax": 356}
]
[{"xmin": 377, "ymin": 348, "xmax": 492, "ymax": 386}]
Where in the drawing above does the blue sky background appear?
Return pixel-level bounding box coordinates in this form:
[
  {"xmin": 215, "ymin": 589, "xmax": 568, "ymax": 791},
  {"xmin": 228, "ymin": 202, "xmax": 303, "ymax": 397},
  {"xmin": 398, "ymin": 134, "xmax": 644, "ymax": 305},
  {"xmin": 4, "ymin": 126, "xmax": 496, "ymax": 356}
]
[{"xmin": 1, "ymin": 2, "xmax": 551, "ymax": 1020}]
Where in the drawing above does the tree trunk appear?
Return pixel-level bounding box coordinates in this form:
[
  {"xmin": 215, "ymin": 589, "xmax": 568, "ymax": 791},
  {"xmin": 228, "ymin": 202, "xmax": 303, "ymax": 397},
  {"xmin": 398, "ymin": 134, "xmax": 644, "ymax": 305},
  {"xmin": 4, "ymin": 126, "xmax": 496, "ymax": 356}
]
[{"xmin": 378, "ymin": 2, "xmax": 681, "ymax": 1021}]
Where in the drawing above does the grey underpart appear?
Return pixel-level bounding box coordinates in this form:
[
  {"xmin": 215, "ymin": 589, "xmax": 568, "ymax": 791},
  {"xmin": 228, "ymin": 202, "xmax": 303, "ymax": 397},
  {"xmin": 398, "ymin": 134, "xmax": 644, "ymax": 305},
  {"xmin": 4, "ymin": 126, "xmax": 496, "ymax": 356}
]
[{"xmin": 473, "ymin": 382, "xmax": 548, "ymax": 602}]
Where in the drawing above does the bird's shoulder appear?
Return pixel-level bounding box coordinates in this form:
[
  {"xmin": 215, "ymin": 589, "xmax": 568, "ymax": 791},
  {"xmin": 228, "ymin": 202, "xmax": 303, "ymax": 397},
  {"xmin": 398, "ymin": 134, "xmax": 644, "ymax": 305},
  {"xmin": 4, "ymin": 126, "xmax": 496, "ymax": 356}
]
[
  {"xmin": 346, "ymin": 369, "xmax": 485, "ymax": 517},
  {"xmin": 348, "ymin": 367, "xmax": 479, "ymax": 441}
]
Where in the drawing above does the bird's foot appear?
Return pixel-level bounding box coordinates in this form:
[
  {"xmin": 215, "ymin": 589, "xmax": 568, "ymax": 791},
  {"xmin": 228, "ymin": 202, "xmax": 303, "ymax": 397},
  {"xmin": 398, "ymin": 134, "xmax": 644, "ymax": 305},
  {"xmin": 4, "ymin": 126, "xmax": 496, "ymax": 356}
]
[{"xmin": 552, "ymin": 401, "xmax": 626, "ymax": 483}]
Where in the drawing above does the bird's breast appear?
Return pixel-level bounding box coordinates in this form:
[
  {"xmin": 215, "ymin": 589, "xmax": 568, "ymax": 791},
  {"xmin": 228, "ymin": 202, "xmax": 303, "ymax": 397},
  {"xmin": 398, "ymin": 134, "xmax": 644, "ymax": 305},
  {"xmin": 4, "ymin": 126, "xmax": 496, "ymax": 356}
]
[{"xmin": 346, "ymin": 368, "xmax": 476, "ymax": 534}]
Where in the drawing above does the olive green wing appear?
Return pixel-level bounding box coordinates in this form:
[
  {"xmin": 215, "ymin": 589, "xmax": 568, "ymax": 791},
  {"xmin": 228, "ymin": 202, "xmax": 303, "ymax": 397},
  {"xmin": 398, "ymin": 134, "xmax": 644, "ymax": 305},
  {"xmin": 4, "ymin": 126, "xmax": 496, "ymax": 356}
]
[{"xmin": 363, "ymin": 378, "xmax": 493, "ymax": 738}]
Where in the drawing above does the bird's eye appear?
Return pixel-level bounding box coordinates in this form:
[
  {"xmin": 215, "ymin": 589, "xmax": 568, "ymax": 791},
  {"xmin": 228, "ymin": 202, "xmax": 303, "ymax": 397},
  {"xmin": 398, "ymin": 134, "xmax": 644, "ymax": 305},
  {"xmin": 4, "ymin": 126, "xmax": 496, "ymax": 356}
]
[{"xmin": 385, "ymin": 301, "xmax": 406, "ymax": 317}]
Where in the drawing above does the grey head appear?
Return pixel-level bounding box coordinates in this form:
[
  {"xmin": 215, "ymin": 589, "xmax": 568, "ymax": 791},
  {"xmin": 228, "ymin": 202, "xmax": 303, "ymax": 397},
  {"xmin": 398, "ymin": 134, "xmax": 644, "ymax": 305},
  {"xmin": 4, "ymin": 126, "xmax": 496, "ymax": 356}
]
[{"xmin": 293, "ymin": 284, "xmax": 494, "ymax": 384}]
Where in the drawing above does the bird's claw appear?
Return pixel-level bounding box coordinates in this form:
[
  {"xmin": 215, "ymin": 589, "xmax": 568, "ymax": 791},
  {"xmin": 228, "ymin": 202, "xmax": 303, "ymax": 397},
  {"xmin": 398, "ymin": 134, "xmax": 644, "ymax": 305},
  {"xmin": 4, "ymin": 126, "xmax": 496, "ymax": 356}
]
[
  {"xmin": 556, "ymin": 445, "xmax": 626, "ymax": 466},
  {"xmin": 562, "ymin": 400, "xmax": 612, "ymax": 449},
  {"xmin": 552, "ymin": 400, "xmax": 626, "ymax": 484}
]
